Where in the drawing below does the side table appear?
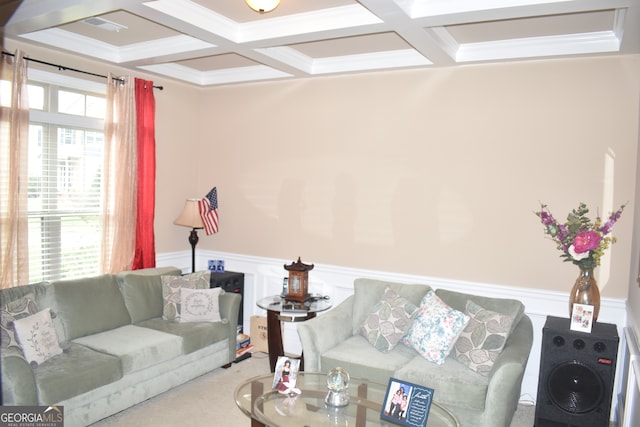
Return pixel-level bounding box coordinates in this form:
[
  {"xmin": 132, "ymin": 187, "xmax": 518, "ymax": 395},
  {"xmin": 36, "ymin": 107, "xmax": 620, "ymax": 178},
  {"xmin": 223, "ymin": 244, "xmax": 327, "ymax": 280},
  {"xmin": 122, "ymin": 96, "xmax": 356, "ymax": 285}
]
[{"xmin": 256, "ymin": 295, "xmax": 331, "ymax": 372}]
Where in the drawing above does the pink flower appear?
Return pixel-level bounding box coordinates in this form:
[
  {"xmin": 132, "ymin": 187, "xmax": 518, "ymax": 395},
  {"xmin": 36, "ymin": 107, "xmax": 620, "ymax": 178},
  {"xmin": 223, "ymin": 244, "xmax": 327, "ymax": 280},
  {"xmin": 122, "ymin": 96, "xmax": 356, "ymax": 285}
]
[{"xmin": 572, "ymin": 231, "xmax": 601, "ymax": 254}]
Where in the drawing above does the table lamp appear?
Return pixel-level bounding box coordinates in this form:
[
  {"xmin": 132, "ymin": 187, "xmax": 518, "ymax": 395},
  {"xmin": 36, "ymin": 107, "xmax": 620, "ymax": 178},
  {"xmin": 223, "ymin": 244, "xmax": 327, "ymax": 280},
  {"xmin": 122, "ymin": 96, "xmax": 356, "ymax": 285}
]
[{"xmin": 174, "ymin": 198, "xmax": 204, "ymax": 273}]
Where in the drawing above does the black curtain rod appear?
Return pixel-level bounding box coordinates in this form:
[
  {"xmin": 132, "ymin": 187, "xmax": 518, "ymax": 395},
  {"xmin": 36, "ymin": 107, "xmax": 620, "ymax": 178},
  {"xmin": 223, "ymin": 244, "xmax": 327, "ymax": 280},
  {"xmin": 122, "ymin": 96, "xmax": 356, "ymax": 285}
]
[{"xmin": 2, "ymin": 50, "xmax": 163, "ymax": 90}]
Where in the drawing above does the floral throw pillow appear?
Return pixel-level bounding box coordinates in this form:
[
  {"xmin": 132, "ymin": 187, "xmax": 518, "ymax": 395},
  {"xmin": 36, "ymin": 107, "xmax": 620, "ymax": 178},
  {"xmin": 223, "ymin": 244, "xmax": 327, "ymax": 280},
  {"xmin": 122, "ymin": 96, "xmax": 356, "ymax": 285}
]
[
  {"xmin": 359, "ymin": 287, "xmax": 418, "ymax": 353},
  {"xmin": 453, "ymin": 300, "xmax": 514, "ymax": 375},
  {"xmin": 1, "ymin": 293, "xmax": 39, "ymax": 356},
  {"xmin": 161, "ymin": 270, "xmax": 211, "ymax": 321},
  {"xmin": 402, "ymin": 291, "xmax": 469, "ymax": 365},
  {"xmin": 179, "ymin": 287, "xmax": 226, "ymax": 323},
  {"xmin": 13, "ymin": 308, "xmax": 63, "ymax": 368}
]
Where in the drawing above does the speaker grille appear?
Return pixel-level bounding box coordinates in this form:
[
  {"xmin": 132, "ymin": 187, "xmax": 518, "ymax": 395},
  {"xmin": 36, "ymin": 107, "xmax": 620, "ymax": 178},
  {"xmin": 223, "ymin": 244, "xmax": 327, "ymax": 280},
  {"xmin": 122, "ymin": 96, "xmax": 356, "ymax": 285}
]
[{"xmin": 547, "ymin": 361, "xmax": 604, "ymax": 414}]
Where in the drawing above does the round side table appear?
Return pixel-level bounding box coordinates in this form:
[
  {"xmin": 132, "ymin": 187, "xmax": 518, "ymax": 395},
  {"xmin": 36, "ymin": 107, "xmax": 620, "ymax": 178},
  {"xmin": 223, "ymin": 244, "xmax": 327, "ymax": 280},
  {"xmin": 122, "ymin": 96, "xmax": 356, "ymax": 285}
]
[{"xmin": 256, "ymin": 295, "xmax": 331, "ymax": 372}]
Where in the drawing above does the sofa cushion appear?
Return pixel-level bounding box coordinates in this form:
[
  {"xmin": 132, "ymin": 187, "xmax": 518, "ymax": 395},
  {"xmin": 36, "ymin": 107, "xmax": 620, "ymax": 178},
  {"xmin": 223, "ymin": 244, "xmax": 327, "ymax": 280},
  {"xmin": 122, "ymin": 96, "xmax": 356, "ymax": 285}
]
[
  {"xmin": 395, "ymin": 355, "xmax": 489, "ymax": 412},
  {"xmin": 0, "ymin": 281, "xmax": 53, "ymax": 311},
  {"xmin": 352, "ymin": 279, "xmax": 431, "ymax": 335},
  {"xmin": 359, "ymin": 287, "xmax": 418, "ymax": 353},
  {"xmin": 33, "ymin": 342, "xmax": 122, "ymax": 405},
  {"xmin": 1, "ymin": 292, "xmax": 39, "ymax": 353},
  {"xmin": 321, "ymin": 335, "xmax": 417, "ymax": 385},
  {"xmin": 137, "ymin": 318, "xmax": 230, "ymax": 354},
  {"xmin": 52, "ymin": 274, "xmax": 131, "ymax": 340},
  {"xmin": 161, "ymin": 271, "xmax": 211, "ymax": 321},
  {"xmin": 14, "ymin": 308, "xmax": 63, "ymax": 368},
  {"xmin": 453, "ymin": 301, "xmax": 515, "ymax": 376},
  {"xmin": 402, "ymin": 291, "xmax": 469, "ymax": 365},
  {"xmin": 0, "ymin": 281, "xmax": 60, "ymax": 341},
  {"xmin": 435, "ymin": 288, "xmax": 524, "ymax": 336},
  {"xmin": 73, "ymin": 325, "xmax": 183, "ymax": 374},
  {"xmin": 117, "ymin": 267, "xmax": 182, "ymax": 323},
  {"xmin": 179, "ymin": 287, "xmax": 224, "ymax": 323}
]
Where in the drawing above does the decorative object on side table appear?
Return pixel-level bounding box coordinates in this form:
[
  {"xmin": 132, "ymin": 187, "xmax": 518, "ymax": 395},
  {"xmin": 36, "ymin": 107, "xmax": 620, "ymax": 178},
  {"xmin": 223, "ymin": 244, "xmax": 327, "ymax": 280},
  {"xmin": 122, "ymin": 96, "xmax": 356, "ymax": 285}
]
[
  {"xmin": 283, "ymin": 257, "xmax": 314, "ymax": 302},
  {"xmin": 325, "ymin": 367, "xmax": 350, "ymax": 407},
  {"xmin": 535, "ymin": 202, "xmax": 625, "ymax": 321}
]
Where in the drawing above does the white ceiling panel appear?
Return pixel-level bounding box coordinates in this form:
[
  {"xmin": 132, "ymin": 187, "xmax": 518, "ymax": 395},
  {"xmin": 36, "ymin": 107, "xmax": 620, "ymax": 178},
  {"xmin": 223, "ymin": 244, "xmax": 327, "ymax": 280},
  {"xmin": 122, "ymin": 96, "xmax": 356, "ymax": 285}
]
[{"xmin": 3, "ymin": 0, "xmax": 638, "ymax": 86}]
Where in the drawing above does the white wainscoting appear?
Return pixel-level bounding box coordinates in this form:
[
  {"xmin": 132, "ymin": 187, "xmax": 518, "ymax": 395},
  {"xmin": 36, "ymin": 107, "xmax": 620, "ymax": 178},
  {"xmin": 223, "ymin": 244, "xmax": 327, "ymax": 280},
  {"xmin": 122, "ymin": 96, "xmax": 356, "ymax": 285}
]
[
  {"xmin": 157, "ymin": 250, "xmax": 628, "ymax": 415},
  {"xmin": 616, "ymin": 321, "xmax": 640, "ymax": 427}
]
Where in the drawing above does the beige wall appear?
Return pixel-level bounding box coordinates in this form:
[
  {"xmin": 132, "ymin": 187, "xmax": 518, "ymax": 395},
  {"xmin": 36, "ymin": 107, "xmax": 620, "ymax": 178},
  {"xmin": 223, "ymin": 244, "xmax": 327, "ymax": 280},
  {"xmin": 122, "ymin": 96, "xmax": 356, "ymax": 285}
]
[
  {"xmin": 198, "ymin": 56, "xmax": 639, "ymax": 298},
  {"xmin": 5, "ymin": 39, "xmax": 640, "ymax": 299}
]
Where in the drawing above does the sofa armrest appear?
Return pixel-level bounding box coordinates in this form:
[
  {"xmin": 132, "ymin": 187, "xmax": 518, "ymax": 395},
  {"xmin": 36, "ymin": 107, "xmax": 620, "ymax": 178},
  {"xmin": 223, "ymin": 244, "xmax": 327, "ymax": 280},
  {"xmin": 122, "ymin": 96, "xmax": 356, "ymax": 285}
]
[
  {"xmin": 219, "ymin": 292, "xmax": 242, "ymax": 363},
  {"xmin": 1, "ymin": 353, "xmax": 38, "ymax": 405},
  {"xmin": 483, "ymin": 314, "xmax": 534, "ymax": 427},
  {"xmin": 297, "ymin": 295, "xmax": 355, "ymax": 372}
]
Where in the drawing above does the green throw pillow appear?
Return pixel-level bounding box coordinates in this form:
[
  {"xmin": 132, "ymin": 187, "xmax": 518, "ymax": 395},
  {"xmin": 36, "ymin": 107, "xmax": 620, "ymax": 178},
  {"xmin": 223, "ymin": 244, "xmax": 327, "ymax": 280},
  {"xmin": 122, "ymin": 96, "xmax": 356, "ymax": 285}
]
[
  {"xmin": 359, "ymin": 287, "xmax": 418, "ymax": 353},
  {"xmin": 453, "ymin": 300, "xmax": 514, "ymax": 376}
]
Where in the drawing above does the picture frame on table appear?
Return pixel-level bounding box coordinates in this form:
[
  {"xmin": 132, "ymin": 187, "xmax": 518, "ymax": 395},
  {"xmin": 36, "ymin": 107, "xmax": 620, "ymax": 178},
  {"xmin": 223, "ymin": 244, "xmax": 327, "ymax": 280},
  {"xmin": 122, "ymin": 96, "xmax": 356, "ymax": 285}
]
[
  {"xmin": 570, "ymin": 303, "xmax": 594, "ymax": 333},
  {"xmin": 381, "ymin": 377, "xmax": 434, "ymax": 427},
  {"xmin": 272, "ymin": 356, "xmax": 301, "ymax": 395}
]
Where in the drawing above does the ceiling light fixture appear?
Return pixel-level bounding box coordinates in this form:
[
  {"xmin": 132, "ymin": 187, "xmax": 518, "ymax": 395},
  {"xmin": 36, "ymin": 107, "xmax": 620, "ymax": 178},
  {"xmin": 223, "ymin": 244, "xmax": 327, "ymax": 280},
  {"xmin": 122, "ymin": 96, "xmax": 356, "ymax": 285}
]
[{"xmin": 246, "ymin": 0, "xmax": 280, "ymax": 13}]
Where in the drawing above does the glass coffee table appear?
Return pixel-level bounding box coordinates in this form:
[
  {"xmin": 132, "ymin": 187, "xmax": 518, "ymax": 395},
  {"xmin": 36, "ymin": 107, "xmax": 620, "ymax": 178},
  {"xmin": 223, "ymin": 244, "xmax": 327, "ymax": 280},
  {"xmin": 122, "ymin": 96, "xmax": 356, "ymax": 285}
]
[{"xmin": 235, "ymin": 372, "xmax": 460, "ymax": 427}]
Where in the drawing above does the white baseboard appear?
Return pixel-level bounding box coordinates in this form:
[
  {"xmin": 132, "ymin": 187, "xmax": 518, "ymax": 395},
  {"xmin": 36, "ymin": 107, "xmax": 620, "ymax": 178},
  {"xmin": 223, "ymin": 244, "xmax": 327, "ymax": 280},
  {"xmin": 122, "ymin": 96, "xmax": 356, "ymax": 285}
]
[{"xmin": 157, "ymin": 249, "xmax": 628, "ymax": 416}]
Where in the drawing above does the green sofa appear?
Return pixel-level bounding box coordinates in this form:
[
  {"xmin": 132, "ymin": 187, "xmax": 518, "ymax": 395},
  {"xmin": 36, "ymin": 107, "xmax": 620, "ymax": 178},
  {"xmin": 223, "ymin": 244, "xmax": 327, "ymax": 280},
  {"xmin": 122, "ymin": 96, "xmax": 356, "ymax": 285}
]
[
  {"xmin": 1, "ymin": 267, "xmax": 240, "ymax": 427},
  {"xmin": 297, "ymin": 278, "xmax": 533, "ymax": 427}
]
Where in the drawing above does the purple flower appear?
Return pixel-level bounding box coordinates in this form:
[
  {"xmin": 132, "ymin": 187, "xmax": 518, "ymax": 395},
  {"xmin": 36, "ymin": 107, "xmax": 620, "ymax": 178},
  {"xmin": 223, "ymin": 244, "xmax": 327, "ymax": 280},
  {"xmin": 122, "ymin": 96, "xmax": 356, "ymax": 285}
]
[
  {"xmin": 539, "ymin": 211, "xmax": 555, "ymax": 225},
  {"xmin": 599, "ymin": 206, "xmax": 625, "ymax": 235}
]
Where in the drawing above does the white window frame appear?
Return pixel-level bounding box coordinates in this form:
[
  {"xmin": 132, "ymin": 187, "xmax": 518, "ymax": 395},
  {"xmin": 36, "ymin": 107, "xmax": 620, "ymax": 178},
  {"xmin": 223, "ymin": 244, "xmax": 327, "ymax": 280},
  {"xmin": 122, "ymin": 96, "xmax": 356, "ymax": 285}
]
[{"xmin": 26, "ymin": 69, "xmax": 106, "ymax": 282}]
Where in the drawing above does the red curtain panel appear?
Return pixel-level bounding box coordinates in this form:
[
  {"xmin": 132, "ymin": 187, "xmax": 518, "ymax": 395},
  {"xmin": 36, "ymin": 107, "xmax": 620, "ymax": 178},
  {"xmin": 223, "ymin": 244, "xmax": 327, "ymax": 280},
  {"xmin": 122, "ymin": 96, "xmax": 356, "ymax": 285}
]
[{"xmin": 132, "ymin": 78, "xmax": 157, "ymax": 269}]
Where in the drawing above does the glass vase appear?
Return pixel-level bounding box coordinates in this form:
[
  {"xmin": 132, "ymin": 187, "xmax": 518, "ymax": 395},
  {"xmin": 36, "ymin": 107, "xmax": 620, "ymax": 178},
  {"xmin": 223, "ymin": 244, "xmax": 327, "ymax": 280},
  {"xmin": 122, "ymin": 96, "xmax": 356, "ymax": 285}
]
[{"xmin": 569, "ymin": 267, "xmax": 600, "ymax": 322}]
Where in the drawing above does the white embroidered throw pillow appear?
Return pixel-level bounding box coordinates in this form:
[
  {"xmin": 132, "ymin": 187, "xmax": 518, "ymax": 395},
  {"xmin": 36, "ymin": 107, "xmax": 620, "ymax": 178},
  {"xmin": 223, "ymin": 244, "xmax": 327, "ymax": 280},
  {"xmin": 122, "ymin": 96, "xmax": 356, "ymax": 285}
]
[
  {"xmin": 161, "ymin": 270, "xmax": 211, "ymax": 321},
  {"xmin": 13, "ymin": 308, "xmax": 63, "ymax": 368},
  {"xmin": 179, "ymin": 287, "xmax": 224, "ymax": 323}
]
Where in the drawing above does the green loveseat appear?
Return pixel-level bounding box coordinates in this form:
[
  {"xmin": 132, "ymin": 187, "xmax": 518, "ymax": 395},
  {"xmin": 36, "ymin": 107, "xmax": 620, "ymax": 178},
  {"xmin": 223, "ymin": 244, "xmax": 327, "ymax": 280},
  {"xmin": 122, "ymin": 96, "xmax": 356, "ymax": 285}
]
[
  {"xmin": 297, "ymin": 278, "xmax": 533, "ymax": 427},
  {"xmin": 1, "ymin": 267, "xmax": 240, "ymax": 427}
]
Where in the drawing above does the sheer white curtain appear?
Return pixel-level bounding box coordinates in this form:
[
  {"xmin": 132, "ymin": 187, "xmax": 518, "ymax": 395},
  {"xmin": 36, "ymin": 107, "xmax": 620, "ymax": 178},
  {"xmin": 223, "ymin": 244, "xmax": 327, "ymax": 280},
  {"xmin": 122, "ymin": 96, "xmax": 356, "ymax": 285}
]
[
  {"xmin": 0, "ymin": 50, "xmax": 29, "ymax": 289},
  {"xmin": 101, "ymin": 73, "xmax": 137, "ymax": 273}
]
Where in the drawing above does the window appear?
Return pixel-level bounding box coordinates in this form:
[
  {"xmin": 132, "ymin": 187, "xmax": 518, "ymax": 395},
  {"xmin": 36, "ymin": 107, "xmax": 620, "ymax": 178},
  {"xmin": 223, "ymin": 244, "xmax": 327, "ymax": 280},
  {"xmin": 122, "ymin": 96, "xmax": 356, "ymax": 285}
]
[{"xmin": 24, "ymin": 73, "xmax": 106, "ymax": 282}]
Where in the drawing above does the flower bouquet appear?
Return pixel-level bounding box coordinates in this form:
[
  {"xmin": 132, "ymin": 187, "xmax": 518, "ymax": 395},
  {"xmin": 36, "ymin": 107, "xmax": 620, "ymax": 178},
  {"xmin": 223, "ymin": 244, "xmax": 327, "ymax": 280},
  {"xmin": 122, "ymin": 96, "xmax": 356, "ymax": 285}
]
[
  {"xmin": 535, "ymin": 202, "xmax": 625, "ymax": 321},
  {"xmin": 535, "ymin": 202, "xmax": 625, "ymax": 270}
]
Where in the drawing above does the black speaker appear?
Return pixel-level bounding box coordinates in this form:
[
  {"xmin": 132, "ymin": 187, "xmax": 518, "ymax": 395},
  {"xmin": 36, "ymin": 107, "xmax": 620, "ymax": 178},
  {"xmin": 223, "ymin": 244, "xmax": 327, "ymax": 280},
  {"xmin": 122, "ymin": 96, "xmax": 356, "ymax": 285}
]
[
  {"xmin": 534, "ymin": 316, "xmax": 619, "ymax": 427},
  {"xmin": 209, "ymin": 271, "xmax": 244, "ymax": 332}
]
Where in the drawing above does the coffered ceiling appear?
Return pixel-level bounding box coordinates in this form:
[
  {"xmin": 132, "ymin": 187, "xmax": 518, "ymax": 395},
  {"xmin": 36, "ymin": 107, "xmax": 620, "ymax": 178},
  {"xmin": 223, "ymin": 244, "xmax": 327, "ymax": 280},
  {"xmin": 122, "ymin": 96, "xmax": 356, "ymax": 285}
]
[{"xmin": 3, "ymin": 0, "xmax": 639, "ymax": 86}]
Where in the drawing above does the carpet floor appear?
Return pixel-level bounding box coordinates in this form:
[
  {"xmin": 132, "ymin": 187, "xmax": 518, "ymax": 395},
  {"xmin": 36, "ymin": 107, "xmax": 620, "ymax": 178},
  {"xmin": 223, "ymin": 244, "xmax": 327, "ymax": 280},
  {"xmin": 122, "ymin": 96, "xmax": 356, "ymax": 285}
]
[{"xmin": 90, "ymin": 352, "xmax": 535, "ymax": 426}]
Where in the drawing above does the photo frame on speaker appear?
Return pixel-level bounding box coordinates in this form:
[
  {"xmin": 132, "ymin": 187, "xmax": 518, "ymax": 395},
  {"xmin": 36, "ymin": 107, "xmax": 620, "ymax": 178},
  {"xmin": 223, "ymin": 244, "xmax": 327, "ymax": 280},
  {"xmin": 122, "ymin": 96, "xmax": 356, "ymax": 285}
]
[{"xmin": 570, "ymin": 303, "xmax": 594, "ymax": 333}]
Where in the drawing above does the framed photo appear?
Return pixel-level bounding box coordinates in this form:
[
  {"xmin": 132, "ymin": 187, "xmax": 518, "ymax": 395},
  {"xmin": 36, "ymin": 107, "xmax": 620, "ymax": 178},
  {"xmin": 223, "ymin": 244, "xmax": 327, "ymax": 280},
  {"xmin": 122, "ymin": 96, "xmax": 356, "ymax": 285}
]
[
  {"xmin": 380, "ymin": 377, "xmax": 434, "ymax": 427},
  {"xmin": 272, "ymin": 356, "xmax": 301, "ymax": 395},
  {"xmin": 570, "ymin": 303, "xmax": 594, "ymax": 333}
]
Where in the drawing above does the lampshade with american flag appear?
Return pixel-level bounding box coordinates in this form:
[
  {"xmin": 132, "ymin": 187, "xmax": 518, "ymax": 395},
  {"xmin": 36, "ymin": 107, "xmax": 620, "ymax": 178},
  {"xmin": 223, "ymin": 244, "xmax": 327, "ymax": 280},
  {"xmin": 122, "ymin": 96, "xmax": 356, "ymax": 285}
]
[{"xmin": 199, "ymin": 187, "xmax": 219, "ymax": 235}]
